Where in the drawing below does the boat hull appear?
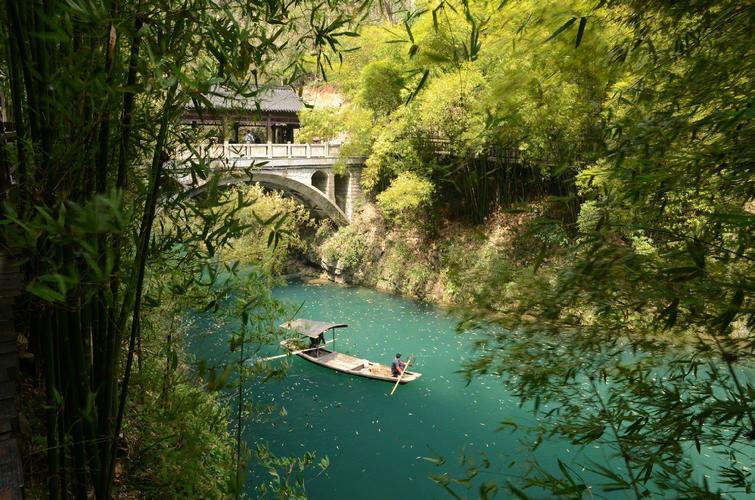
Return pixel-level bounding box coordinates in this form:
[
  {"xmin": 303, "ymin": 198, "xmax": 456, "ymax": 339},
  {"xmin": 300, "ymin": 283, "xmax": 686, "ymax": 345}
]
[{"xmin": 280, "ymin": 341, "xmax": 421, "ymax": 384}]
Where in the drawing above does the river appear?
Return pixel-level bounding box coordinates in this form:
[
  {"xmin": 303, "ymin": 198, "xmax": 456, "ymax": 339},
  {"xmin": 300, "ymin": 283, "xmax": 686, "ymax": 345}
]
[{"xmin": 188, "ymin": 280, "xmax": 734, "ymax": 499}]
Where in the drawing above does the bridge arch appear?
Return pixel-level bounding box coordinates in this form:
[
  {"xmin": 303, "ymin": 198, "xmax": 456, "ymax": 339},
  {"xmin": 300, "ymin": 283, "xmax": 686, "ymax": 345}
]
[
  {"xmin": 311, "ymin": 170, "xmax": 328, "ymax": 194},
  {"xmin": 172, "ymin": 143, "xmax": 365, "ymax": 223},
  {"xmin": 185, "ymin": 173, "xmax": 348, "ymax": 226}
]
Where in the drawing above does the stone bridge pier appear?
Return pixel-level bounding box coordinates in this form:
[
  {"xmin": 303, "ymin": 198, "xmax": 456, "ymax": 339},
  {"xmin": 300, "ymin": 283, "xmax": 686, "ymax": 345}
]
[{"xmin": 283, "ymin": 164, "xmax": 361, "ymax": 221}]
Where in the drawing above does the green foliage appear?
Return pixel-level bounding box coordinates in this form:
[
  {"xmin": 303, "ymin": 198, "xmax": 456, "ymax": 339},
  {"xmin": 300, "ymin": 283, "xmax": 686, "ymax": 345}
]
[
  {"xmin": 575, "ymin": 200, "xmax": 602, "ymax": 235},
  {"xmin": 0, "ymin": 0, "xmax": 366, "ymax": 497},
  {"xmin": 525, "ymin": 218, "xmax": 570, "ymax": 248},
  {"xmin": 219, "ymin": 184, "xmax": 316, "ymax": 275},
  {"xmin": 321, "ymin": 0, "xmax": 613, "ymax": 223},
  {"xmin": 359, "ymin": 60, "xmax": 404, "ymax": 116},
  {"xmin": 320, "ymin": 224, "xmax": 368, "ymax": 270},
  {"xmin": 253, "ymin": 444, "xmax": 329, "ymax": 499},
  {"xmin": 297, "ymin": 105, "xmax": 373, "ymax": 173},
  {"xmin": 297, "ymin": 107, "xmax": 342, "ymax": 143},
  {"xmin": 335, "ymin": 105, "xmax": 374, "ymax": 163},
  {"xmin": 414, "ymin": 67, "xmax": 488, "ymax": 155},
  {"xmin": 452, "ymin": 0, "xmax": 755, "ymax": 497},
  {"xmin": 124, "ymin": 358, "xmax": 235, "ymax": 498},
  {"xmin": 329, "ymin": 24, "xmax": 406, "ymax": 97},
  {"xmin": 362, "ymin": 107, "xmax": 426, "ymax": 192},
  {"xmin": 376, "ymin": 172, "xmax": 434, "ymax": 223}
]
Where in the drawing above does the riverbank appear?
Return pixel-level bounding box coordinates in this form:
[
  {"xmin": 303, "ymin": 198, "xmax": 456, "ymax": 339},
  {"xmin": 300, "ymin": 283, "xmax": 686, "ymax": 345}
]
[{"xmin": 299, "ymin": 201, "xmax": 568, "ymax": 309}]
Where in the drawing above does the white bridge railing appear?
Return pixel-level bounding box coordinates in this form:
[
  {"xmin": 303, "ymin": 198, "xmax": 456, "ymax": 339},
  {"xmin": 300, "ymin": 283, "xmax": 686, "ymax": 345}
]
[{"xmin": 178, "ymin": 142, "xmax": 342, "ymax": 161}]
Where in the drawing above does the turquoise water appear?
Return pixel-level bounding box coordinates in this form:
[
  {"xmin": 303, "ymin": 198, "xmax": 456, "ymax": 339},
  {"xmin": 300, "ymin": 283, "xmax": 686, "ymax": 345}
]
[
  {"xmin": 190, "ymin": 281, "xmax": 618, "ymax": 498},
  {"xmin": 188, "ymin": 281, "xmax": 747, "ymax": 498}
]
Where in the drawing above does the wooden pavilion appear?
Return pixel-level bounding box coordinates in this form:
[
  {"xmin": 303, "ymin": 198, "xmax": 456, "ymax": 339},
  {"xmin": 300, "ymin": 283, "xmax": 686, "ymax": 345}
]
[{"xmin": 183, "ymin": 85, "xmax": 304, "ymax": 144}]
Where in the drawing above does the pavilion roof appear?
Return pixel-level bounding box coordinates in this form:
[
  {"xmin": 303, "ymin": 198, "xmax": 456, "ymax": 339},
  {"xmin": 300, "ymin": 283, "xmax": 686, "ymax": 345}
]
[
  {"xmin": 280, "ymin": 319, "xmax": 349, "ymax": 338},
  {"xmin": 202, "ymin": 85, "xmax": 305, "ymax": 113}
]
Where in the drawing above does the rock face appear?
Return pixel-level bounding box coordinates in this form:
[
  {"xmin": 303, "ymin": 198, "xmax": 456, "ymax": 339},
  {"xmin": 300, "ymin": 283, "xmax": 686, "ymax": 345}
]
[
  {"xmin": 301, "ymin": 84, "xmax": 346, "ymax": 109},
  {"xmin": 311, "ymin": 203, "xmax": 386, "ymax": 284},
  {"xmin": 306, "ymin": 203, "xmax": 447, "ymax": 302},
  {"xmin": 306, "ymin": 201, "xmax": 543, "ymax": 306}
]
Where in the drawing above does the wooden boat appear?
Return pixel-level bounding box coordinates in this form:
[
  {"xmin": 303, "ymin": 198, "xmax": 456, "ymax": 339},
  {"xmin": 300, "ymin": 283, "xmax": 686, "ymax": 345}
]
[{"xmin": 279, "ymin": 319, "xmax": 421, "ymax": 384}]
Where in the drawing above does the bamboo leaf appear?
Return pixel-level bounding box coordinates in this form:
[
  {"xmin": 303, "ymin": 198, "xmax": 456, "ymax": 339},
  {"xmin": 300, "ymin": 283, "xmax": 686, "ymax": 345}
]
[
  {"xmin": 575, "ymin": 17, "xmax": 587, "ymax": 47},
  {"xmin": 505, "ymin": 482, "xmax": 530, "ymax": 499},
  {"xmin": 405, "ymin": 69, "xmax": 429, "ymax": 104},
  {"xmin": 544, "ymin": 17, "xmax": 577, "ymax": 43}
]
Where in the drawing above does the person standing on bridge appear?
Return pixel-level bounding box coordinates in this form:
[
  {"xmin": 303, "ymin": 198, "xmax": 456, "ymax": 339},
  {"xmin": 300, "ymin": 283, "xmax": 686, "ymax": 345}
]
[{"xmin": 244, "ymin": 131, "xmax": 253, "ymax": 144}]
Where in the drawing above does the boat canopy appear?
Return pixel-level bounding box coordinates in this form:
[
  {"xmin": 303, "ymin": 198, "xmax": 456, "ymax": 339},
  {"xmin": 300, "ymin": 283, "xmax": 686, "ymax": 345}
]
[{"xmin": 280, "ymin": 319, "xmax": 348, "ymax": 338}]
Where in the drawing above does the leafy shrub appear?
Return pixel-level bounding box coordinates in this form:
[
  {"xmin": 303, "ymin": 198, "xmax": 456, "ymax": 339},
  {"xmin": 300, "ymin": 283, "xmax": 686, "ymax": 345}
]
[
  {"xmin": 576, "ymin": 200, "xmax": 603, "ymax": 235},
  {"xmin": 320, "ymin": 225, "xmax": 367, "ymax": 270},
  {"xmin": 631, "ymin": 232, "xmax": 657, "ymax": 256},
  {"xmin": 527, "ymin": 219, "xmax": 570, "ymax": 248},
  {"xmin": 220, "ymin": 184, "xmax": 316, "ymax": 275},
  {"xmin": 297, "ymin": 107, "xmax": 341, "ymax": 143},
  {"xmin": 376, "ymin": 172, "xmax": 434, "ymax": 223},
  {"xmin": 123, "ymin": 354, "xmax": 235, "ymax": 498},
  {"xmin": 359, "ymin": 60, "xmax": 404, "ymax": 117}
]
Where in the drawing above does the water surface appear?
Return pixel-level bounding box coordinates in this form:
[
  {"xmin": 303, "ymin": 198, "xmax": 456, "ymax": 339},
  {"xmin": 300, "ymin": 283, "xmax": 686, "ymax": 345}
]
[
  {"xmin": 189, "ymin": 281, "xmax": 740, "ymax": 499},
  {"xmin": 190, "ymin": 281, "xmax": 603, "ymax": 498}
]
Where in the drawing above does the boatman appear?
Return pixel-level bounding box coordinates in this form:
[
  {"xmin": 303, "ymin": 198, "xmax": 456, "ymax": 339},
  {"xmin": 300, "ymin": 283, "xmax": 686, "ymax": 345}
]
[
  {"xmin": 391, "ymin": 353, "xmax": 406, "ymax": 377},
  {"xmin": 309, "ymin": 332, "xmax": 325, "ymax": 349}
]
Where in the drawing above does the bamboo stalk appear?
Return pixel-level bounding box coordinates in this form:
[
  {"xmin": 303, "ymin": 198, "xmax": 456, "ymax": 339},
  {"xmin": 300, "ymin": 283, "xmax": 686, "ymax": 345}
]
[
  {"xmin": 68, "ymin": 297, "xmax": 102, "ymax": 496},
  {"xmin": 60, "ymin": 306, "xmax": 89, "ymax": 500},
  {"xmin": 98, "ymin": 12, "xmax": 143, "ymax": 487},
  {"xmin": 41, "ymin": 312, "xmax": 60, "ymax": 500},
  {"xmin": 3, "ymin": 7, "xmax": 28, "ymax": 186},
  {"xmin": 116, "ymin": 12, "xmax": 143, "ymax": 189},
  {"xmin": 108, "ymin": 84, "xmax": 179, "ymax": 497},
  {"xmin": 235, "ymin": 326, "xmax": 245, "ymax": 500}
]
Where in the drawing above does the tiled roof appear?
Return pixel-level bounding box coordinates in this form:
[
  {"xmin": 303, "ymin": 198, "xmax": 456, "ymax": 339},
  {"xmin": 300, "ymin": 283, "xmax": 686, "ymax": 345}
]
[{"xmin": 203, "ymin": 85, "xmax": 304, "ymax": 113}]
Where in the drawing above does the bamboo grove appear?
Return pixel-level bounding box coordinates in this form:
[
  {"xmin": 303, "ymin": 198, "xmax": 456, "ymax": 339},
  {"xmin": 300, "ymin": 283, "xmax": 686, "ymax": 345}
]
[{"xmin": 0, "ymin": 1, "xmax": 366, "ymax": 497}]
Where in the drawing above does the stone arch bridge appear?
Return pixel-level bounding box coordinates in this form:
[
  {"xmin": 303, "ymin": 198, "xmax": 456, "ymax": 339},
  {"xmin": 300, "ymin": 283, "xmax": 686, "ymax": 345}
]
[{"xmin": 175, "ymin": 142, "xmax": 364, "ymax": 225}]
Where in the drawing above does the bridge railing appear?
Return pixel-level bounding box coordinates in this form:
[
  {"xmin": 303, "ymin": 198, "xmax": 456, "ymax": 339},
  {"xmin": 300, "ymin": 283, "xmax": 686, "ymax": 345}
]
[{"xmin": 177, "ymin": 142, "xmax": 342, "ymax": 161}]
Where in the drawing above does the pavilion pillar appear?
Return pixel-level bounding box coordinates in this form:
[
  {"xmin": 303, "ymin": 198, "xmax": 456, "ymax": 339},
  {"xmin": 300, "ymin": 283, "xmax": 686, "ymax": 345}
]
[
  {"xmin": 221, "ymin": 114, "xmax": 230, "ymax": 142},
  {"xmin": 266, "ymin": 115, "xmax": 272, "ymax": 143}
]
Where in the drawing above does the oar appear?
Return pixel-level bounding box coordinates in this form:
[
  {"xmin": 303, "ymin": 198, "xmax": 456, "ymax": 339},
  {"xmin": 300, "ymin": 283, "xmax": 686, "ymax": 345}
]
[
  {"xmin": 389, "ymin": 356, "xmax": 413, "ymax": 396},
  {"xmin": 256, "ymin": 339, "xmax": 334, "ymax": 363}
]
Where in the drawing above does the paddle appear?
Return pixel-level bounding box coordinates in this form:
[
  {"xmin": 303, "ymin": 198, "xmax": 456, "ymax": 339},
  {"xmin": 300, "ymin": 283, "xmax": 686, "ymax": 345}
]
[
  {"xmin": 389, "ymin": 356, "xmax": 413, "ymax": 396},
  {"xmin": 256, "ymin": 339, "xmax": 334, "ymax": 363}
]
